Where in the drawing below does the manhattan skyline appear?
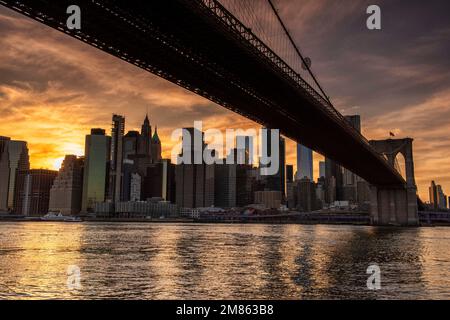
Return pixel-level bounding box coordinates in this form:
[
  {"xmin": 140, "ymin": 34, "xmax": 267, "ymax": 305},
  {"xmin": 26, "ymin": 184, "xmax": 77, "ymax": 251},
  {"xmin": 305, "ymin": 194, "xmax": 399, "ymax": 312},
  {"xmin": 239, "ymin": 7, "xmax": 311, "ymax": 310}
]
[{"xmin": 1, "ymin": 1, "xmax": 449, "ymax": 200}]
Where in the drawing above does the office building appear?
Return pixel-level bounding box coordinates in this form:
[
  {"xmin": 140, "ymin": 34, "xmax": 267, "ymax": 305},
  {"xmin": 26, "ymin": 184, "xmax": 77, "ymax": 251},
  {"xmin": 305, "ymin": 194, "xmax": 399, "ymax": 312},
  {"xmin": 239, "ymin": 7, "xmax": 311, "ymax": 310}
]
[
  {"xmin": 109, "ymin": 114, "xmax": 125, "ymax": 203},
  {"xmin": 14, "ymin": 169, "xmax": 57, "ymax": 216},
  {"xmin": 296, "ymin": 177, "xmax": 317, "ymax": 212},
  {"xmin": 0, "ymin": 137, "xmax": 29, "ymax": 212},
  {"xmin": 151, "ymin": 127, "xmax": 162, "ymax": 162},
  {"xmin": 254, "ymin": 190, "xmax": 282, "ymax": 209},
  {"xmin": 296, "ymin": 144, "xmax": 313, "ymax": 181},
  {"xmin": 261, "ymin": 129, "xmax": 285, "ymax": 198},
  {"xmin": 319, "ymin": 161, "xmax": 325, "ymax": 179},
  {"xmin": 286, "ymin": 165, "xmax": 294, "ymax": 183},
  {"xmin": 175, "ymin": 128, "xmax": 207, "ymax": 208},
  {"xmin": 82, "ymin": 128, "xmax": 111, "ymax": 212},
  {"xmin": 429, "ymin": 180, "xmax": 438, "ymax": 209},
  {"xmin": 143, "ymin": 159, "xmax": 175, "ymax": 202},
  {"xmin": 236, "ymin": 135, "xmax": 253, "ymax": 165},
  {"xmin": 49, "ymin": 155, "xmax": 84, "ymax": 215}
]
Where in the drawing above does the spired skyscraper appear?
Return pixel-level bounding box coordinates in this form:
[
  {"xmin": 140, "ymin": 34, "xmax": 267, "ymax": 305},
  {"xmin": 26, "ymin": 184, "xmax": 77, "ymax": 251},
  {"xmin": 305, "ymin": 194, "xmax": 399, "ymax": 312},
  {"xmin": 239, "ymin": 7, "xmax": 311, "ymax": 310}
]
[
  {"xmin": 120, "ymin": 114, "xmax": 163, "ymax": 202},
  {"xmin": 82, "ymin": 128, "xmax": 111, "ymax": 212},
  {"xmin": 0, "ymin": 136, "xmax": 30, "ymax": 213},
  {"xmin": 296, "ymin": 144, "xmax": 313, "ymax": 181}
]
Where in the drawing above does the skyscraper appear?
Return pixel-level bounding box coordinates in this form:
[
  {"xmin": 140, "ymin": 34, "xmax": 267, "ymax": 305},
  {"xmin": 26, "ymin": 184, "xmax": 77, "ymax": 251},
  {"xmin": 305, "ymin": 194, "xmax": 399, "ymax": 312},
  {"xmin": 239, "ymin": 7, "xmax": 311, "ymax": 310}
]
[
  {"xmin": 286, "ymin": 165, "xmax": 294, "ymax": 183},
  {"xmin": 151, "ymin": 127, "xmax": 162, "ymax": 162},
  {"xmin": 49, "ymin": 155, "xmax": 84, "ymax": 215},
  {"xmin": 236, "ymin": 135, "xmax": 253, "ymax": 165},
  {"xmin": 175, "ymin": 127, "xmax": 207, "ymax": 208},
  {"xmin": 296, "ymin": 144, "xmax": 313, "ymax": 181},
  {"xmin": 341, "ymin": 115, "xmax": 362, "ymax": 202},
  {"xmin": 123, "ymin": 130, "xmax": 140, "ymax": 161},
  {"xmin": 319, "ymin": 161, "xmax": 325, "ymax": 179},
  {"xmin": 82, "ymin": 129, "xmax": 111, "ymax": 212},
  {"xmin": 139, "ymin": 114, "xmax": 152, "ymax": 158},
  {"xmin": 0, "ymin": 137, "xmax": 29, "ymax": 212},
  {"xmin": 14, "ymin": 169, "xmax": 57, "ymax": 216},
  {"xmin": 437, "ymin": 184, "xmax": 447, "ymax": 210},
  {"xmin": 122, "ymin": 130, "xmax": 140, "ymax": 202},
  {"xmin": 142, "ymin": 159, "xmax": 175, "ymax": 202},
  {"xmin": 325, "ymin": 114, "xmax": 363, "ymax": 204},
  {"xmin": 429, "ymin": 181, "xmax": 438, "ymax": 209},
  {"xmin": 296, "ymin": 177, "xmax": 317, "ymax": 212},
  {"xmin": 109, "ymin": 114, "xmax": 125, "ymax": 203},
  {"xmin": 261, "ymin": 129, "xmax": 285, "ymax": 198},
  {"xmin": 0, "ymin": 136, "xmax": 11, "ymax": 212}
]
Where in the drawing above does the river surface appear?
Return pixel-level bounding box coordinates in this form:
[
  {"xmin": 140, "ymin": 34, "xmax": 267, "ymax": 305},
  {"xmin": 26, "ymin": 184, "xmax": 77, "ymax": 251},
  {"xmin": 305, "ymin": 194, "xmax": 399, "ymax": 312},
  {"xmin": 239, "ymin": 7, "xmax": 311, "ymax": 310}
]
[{"xmin": 0, "ymin": 222, "xmax": 448, "ymax": 300}]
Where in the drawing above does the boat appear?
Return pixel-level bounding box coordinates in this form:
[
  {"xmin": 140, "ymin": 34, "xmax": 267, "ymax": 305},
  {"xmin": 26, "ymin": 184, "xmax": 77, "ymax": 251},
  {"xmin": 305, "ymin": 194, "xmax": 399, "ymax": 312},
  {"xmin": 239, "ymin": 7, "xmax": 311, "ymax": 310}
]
[{"xmin": 41, "ymin": 212, "xmax": 82, "ymax": 222}]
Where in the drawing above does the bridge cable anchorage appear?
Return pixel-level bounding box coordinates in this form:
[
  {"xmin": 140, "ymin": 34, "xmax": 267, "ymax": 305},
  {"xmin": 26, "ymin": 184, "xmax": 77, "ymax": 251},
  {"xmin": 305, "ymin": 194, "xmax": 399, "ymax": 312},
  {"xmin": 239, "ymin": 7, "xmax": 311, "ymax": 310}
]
[{"xmin": 266, "ymin": 0, "xmax": 333, "ymax": 107}]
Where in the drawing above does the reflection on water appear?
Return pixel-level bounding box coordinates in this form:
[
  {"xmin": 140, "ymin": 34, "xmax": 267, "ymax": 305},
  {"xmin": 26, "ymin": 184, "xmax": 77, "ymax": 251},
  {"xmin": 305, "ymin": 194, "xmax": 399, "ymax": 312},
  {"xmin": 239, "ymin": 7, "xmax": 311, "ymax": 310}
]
[{"xmin": 0, "ymin": 222, "xmax": 448, "ymax": 299}]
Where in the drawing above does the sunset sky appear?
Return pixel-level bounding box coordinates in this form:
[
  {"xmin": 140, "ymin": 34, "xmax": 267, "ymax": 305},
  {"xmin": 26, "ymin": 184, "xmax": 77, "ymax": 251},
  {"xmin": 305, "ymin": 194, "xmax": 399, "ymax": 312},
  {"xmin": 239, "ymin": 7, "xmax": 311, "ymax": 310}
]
[{"xmin": 0, "ymin": 0, "xmax": 449, "ymax": 200}]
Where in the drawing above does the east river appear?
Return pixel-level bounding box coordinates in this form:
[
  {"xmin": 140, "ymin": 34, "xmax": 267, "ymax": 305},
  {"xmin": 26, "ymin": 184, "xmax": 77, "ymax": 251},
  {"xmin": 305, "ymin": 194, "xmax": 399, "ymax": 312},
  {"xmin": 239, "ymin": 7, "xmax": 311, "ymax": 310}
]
[{"xmin": 0, "ymin": 222, "xmax": 448, "ymax": 299}]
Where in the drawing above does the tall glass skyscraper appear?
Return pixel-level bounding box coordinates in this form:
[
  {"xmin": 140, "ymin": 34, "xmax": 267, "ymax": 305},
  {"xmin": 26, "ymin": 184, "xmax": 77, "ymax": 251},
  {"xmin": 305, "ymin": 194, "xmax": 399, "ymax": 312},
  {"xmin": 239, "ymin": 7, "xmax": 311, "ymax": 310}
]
[
  {"xmin": 82, "ymin": 129, "xmax": 111, "ymax": 212},
  {"xmin": 0, "ymin": 137, "xmax": 29, "ymax": 212},
  {"xmin": 7, "ymin": 141, "xmax": 29, "ymax": 210},
  {"xmin": 296, "ymin": 144, "xmax": 313, "ymax": 181}
]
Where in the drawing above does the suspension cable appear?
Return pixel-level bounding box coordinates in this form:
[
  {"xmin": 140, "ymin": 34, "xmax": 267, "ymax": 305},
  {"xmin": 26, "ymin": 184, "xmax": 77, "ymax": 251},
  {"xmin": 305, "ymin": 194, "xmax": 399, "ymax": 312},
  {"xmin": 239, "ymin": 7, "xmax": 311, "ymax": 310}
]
[{"xmin": 267, "ymin": 0, "xmax": 333, "ymax": 106}]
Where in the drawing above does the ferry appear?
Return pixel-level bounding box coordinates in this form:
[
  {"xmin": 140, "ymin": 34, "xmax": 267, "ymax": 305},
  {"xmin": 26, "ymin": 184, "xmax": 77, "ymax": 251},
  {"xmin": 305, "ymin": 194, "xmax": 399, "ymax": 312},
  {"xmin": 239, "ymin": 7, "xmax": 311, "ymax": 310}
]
[{"xmin": 41, "ymin": 212, "xmax": 82, "ymax": 222}]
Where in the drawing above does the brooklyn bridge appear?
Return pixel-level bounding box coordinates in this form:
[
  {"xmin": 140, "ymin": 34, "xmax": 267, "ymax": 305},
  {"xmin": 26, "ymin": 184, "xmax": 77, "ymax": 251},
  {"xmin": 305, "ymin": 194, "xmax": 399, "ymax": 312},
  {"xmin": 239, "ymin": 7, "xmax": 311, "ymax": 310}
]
[{"xmin": 0, "ymin": 0, "xmax": 419, "ymax": 225}]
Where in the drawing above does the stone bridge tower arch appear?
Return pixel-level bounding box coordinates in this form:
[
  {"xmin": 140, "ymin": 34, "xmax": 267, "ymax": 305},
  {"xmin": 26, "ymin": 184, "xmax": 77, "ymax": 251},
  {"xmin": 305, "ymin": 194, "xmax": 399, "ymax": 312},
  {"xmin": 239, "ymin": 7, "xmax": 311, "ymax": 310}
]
[
  {"xmin": 369, "ymin": 138, "xmax": 416, "ymax": 188},
  {"xmin": 368, "ymin": 138, "xmax": 418, "ymax": 226}
]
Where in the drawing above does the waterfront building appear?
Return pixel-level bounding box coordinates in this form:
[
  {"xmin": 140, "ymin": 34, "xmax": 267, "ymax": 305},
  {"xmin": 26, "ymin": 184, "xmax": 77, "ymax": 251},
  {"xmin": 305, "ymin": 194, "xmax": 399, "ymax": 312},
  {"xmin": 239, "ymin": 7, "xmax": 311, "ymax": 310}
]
[
  {"xmin": 81, "ymin": 128, "xmax": 111, "ymax": 212},
  {"xmin": 254, "ymin": 190, "xmax": 282, "ymax": 209},
  {"xmin": 130, "ymin": 173, "xmax": 142, "ymax": 202},
  {"xmin": 175, "ymin": 128, "xmax": 207, "ymax": 208},
  {"xmin": 143, "ymin": 159, "xmax": 175, "ymax": 202},
  {"xmin": 49, "ymin": 155, "xmax": 84, "ymax": 215},
  {"xmin": 0, "ymin": 137, "xmax": 29, "ymax": 212},
  {"xmin": 95, "ymin": 199, "xmax": 178, "ymax": 218},
  {"xmin": 296, "ymin": 177, "xmax": 317, "ymax": 212},
  {"xmin": 14, "ymin": 169, "xmax": 57, "ymax": 216}
]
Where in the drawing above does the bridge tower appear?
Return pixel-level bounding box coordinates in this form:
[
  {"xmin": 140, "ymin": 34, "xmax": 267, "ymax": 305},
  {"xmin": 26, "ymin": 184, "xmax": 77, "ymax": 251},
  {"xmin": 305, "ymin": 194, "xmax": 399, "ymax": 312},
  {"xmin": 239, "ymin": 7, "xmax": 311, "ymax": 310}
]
[{"xmin": 369, "ymin": 138, "xmax": 419, "ymax": 226}]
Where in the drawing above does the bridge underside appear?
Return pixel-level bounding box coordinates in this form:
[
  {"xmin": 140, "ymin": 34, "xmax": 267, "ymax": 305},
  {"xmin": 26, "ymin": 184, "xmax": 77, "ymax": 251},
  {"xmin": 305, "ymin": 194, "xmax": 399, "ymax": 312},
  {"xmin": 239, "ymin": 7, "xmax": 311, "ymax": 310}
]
[
  {"xmin": 1, "ymin": 0, "xmax": 420, "ymax": 225},
  {"xmin": 0, "ymin": 0, "xmax": 407, "ymax": 188}
]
